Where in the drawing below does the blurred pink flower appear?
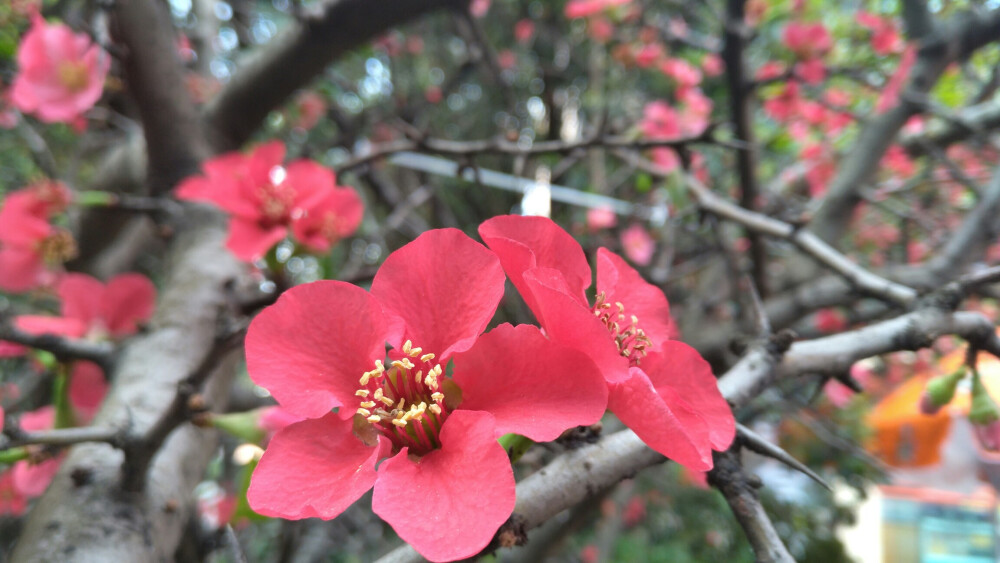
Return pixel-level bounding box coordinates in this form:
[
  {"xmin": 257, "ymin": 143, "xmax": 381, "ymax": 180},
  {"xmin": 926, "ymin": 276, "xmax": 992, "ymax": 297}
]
[
  {"xmin": 621, "ymin": 223, "xmax": 655, "ymax": 266},
  {"xmin": 586, "ymin": 207, "xmax": 617, "ymax": 231},
  {"xmin": 11, "ymin": 13, "xmax": 109, "ymax": 123}
]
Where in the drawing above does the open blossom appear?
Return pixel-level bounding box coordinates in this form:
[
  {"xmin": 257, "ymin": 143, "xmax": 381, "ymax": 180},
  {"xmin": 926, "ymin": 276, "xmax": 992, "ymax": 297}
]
[
  {"xmin": 176, "ymin": 141, "xmax": 363, "ymax": 261},
  {"xmin": 14, "ymin": 272, "xmax": 155, "ymax": 341},
  {"xmin": 11, "ymin": 13, "xmax": 109, "ymax": 123},
  {"xmin": 857, "ymin": 12, "xmax": 902, "ymax": 55},
  {"xmin": 246, "ymin": 230, "xmax": 607, "ymax": 562},
  {"xmin": 0, "ymin": 183, "xmax": 77, "ymax": 292},
  {"xmin": 660, "ymin": 58, "xmax": 702, "ymax": 88},
  {"xmin": 782, "ymin": 21, "xmax": 831, "ymax": 60},
  {"xmin": 480, "ymin": 216, "xmax": 735, "ymax": 470},
  {"xmin": 565, "ymin": 0, "xmax": 631, "ymax": 19}
]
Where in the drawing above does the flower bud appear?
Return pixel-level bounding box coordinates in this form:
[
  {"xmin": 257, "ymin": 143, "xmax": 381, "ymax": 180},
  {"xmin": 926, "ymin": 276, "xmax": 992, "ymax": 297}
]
[
  {"xmin": 919, "ymin": 367, "xmax": 965, "ymax": 415},
  {"xmin": 969, "ymin": 370, "xmax": 1000, "ymax": 426}
]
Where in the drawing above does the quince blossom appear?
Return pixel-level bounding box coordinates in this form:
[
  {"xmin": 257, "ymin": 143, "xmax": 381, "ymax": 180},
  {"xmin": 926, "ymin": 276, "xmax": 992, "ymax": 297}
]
[
  {"xmin": 245, "ymin": 229, "xmax": 607, "ymax": 561},
  {"xmin": 176, "ymin": 141, "xmax": 363, "ymax": 261},
  {"xmin": 479, "ymin": 215, "xmax": 735, "ymax": 471},
  {"xmin": 11, "ymin": 13, "xmax": 109, "ymax": 124},
  {"xmin": 0, "ymin": 181, "xmax": 75, "ymax": 292}
]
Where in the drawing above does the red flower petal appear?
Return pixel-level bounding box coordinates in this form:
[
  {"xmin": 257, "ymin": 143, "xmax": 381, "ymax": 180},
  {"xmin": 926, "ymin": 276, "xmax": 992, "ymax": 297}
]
[
  {"xmin": 371, "ymin": 229, "xmax": 504, "ymax": 360},
  {"xmin": 15, "ymin": 315, "xmax": 88, "ymax": 339},
  {"xmin": 372, "ymin": 410, "xmax": 515, "ymax": 562},
  {"xmin": 246, "ymin": 281, "xmax": 387, "ymax": 419},
  {"xmin": 69, "ymin": 361, "xmax": 107, "ymax": 424},
  {"xmin": 225, "ymin": 217, "xmax": 287, "ymax": 261},
  {"xmin": 609, "ymin": 368, "xmax": 714, "ymax": 471},
  {"xmin": 479, "ymin": 215, "xmax": 591, "ymax": 314},
  {"xmin": 642, "ymin": 342, "xmax": 735, "ymax": 450},
  {"xmin": 523, "ymin": 268, "xmax": 630, "ymax": 384},
  {"xmin": 0, "ymin": 246, "xmax": 45, "ymax": 293},
  {"xmin": 595, "ymin": 248, "xmax": 679, "ymax": 350},
  {"xmin": 12, "ymin": 457, "xmax": 60, "ymax": 498},
  {"xmin": 101, "ymin": 273, "xmax": 156, "ymax": 338},
  {"xmin": 453, "ymin": 324, "xmax": 607, "ymax": 441},
  {"xmin": 248, "ymin": 413, "xmax": 387, "ymax": 519},
  {"xmin": 57, "ymin": 273, "xmax": 104, "ymax": 328}
]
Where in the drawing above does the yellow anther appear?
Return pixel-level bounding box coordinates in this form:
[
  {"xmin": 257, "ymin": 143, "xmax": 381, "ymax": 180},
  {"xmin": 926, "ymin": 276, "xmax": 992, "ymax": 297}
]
[
  {"xmin": 392, "ymin": 419, "xmax": 408, "ymax": 427},
  {"xmin": 379, "ymin": 395, "xmax": 395, "ymax": 407},
  {"xmin": 367, "ymin": 415, "xmax": 380, "ymax": 423},
  {"xmin": 360, "ymin": 401, "xmax": 376, "ymax": 409},
  {"xmin": 403, "ymin": 340, "xmax": 412, "ymax": 354},
  {"xmin": 433, "ymin": 365, "xmax": 443, "ymax": 376},
  {"xmin": 392, "ymin": 358, "xmax": 415, "ymax": 370},
  {"xmin": 360, "ymin": 372, "xmax": 372, "ymax": 386},
  {"xmin": 429, "ymin": 404, "xmax": 442, "ymax": 415},
  {"xmin": 357, "ymin": 407, "xmax": 372, "ymax": 417},
  {"xmin": 396, "ymin": 398, "xmax": 406, "ymax": 410},
  {"xmin": 420, "ymin": 353, "xmax": 436, "ymax": 362},
  {"xmin": 431, "ymin": 392, "xmax": 444, "ymax": 402},
  {"xmin": 374, "ymin": 388, "xmax": 384, "ymax": 400},
  {"xmin": 355, "ymin": 389, "xmax": 370, "ymax": 397},
  {"xmin": 408, "ymin": 346, "xmax": 422, "ymax": 358},
  {"xmin": 616, "ymin": 302, "xmax": 625, "ymax": 313},
  {"xmin": 375, "ymin": 359, "xmax": 385, "ymax": 372},
  {"xmin": 631, "ymin": 315, "xmax": 639, "ymax": 324}
]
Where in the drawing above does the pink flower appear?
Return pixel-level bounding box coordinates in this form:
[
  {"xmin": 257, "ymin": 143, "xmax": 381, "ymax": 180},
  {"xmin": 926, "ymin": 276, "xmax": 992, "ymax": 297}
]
[
  {"xmin": 176, "ymin": 142, "xmax": 363, "ymax": 261},
  {"xmin": 782, "ymin": 21, "xmax": 831, "ymax": 60},
  {"xmin": 763, "ymin": 81, "xmax": 801, "ymax": 122},
  {"xmin": 68, "ymin": 360, "xmax": 108, "ymax": 423},
  {"xmin": 565, "ymin": 0, "xmax": 631, "ymax": 19},
  {"xmin": 701, "ymin": 53, "xmax": 724, "ymax": 77},
  {"xmin": 246, "ymin": 229, "xmax": 607, "ymax": 561},
  {"xmin": 12, "ymin": 406, "xmax": 60, "ymax": 498},
  {"xmin": 756, "ymin": 61, "xmax": 787, "ymax": 81},
  {"xmin": 882, "ymin": 144, "xmax": 915, "ymax": 178},
  {"xmin": 587, "ymin": 207, "xmax": 618, "ymax": 231},
  {"xmin": 0, "ymin": 189, "xmax": 76, "ymax": 292},
  {"xmin": 635, "ymin": 43, "xmax": 664, "ymax": 68},
  {"xmin": 480, "ymin": 216, "xmax": 735, "ymax": 471},
  {"xmin": 620, "ymin": 223, "xmax": 655, "ymax": 266},
  {"xmin": 641, "ymin": 100, "xmax": 682, "ymax": 139},
  {"xmin": 497, "ymin": 49, "xmax": 517, "ymax": 70},
  {"xmin": 795, "ymin": 59, "xmax": 825, "ymax": 85},
  {"xmin": 286, "ymin": 165, "xmax": 364, "ymax": 254},
  {"xmin": 514, "ymin": 19, "xmax": 535, "ymax": 44},
  {"xmin": 292, "ymin": 91, "xmax": 326, "ymax": 131},
  {"xmin": 0, "ymin": 470, "xmax": 27, "ymax": 516},
  {"xmin": 660, "ymin": 58, "xmax": 702, "ymax": 88},
  {"xmin": 11, "ymin": 13, "xmax": 109, "ymax": 123},
  {"xmin": 801, "ymin": 143, "xmax": 836, "ymax": 197},
  {"xmin": 15, "ymin": 272, "xmax": 156, "ymax": 341},
  {"xmin": 470, "ymin": 0, "xmax": 490, "ymax": 17},
  {"xmin": 858, "ymin": 12, "xmax": 902, "ymax": 55}
]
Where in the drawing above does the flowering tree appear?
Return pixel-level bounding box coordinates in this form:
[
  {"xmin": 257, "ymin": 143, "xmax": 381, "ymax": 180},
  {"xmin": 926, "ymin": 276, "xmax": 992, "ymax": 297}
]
[{"xmin": 2, "ymin": 0, "xmax": 1000, "ymax": 560}]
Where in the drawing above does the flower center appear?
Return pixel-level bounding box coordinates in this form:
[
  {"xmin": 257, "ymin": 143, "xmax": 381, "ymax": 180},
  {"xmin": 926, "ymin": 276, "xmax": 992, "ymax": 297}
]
[
  {"xmin": 355, "ymin": 340, "xmax": 448, "ymax": 456},
  {"xmin": 257, "ymin": 183, "xmax": 296, "ymax": 225},
  {"xmin": 37, "ymin": 229, "xmax": 78, "ymax": 265},
  {"xmin": 591, "ymin": 292, "xmax": 652, "ymax": 366},
  {"xmin": 57, "ymin": 61, "xmax": 90, "ymax": 93}
]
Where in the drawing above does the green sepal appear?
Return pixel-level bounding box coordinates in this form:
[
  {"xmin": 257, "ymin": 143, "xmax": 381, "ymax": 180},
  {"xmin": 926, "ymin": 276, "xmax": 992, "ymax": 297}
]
[
  {"xmin": 969, "ymin": 370, "xmax": 1000, "ymax": 425},
  {"xmin": 0, "ymin": 447, "xmax": 29, "ymax": 465},
  {"xmin": 210, "ymin": 411, "xmax": 266, "ymax": 444},
  {"xmin": 924, "ymin": 366, "xmax": 966, "ymax": 408},
  {"xmin": 498, "ymin": 433, "xmax": 534, "ymax": 463}
]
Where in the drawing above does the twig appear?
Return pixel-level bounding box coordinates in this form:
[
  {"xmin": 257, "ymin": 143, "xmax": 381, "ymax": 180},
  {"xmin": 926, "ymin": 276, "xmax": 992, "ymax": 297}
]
[
  {"xmin": 736, "ymin": 423, "xmax": 830, "ymax": 491},
  {"xmin": 0, "ymin": 321, "xmax": 115, "ymax": 372},
  {"xmin": 707, "ymin": 449, "xmax": 795, "ymax": 563},
  {"xmin": 3, "ymin": 426, "xmax": 124, "ymax": 450}
]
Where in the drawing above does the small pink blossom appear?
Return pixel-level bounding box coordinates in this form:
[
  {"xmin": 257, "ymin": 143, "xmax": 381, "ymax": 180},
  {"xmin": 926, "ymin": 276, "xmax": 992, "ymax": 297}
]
[
  {"xmin": 564, "ymin": 0, "xmax": 631, "ymax": 19},
  {"xmin": 660, "ymin": 58, "xmax": 702, "ymax": 88},
  {"xmin": 701, "ymin": 53, "xmax": 724, "ymax": 77},
  {"xmin": 755, "ymin": 61, "xmax": 787, "ymax": 81},
  {"xmin": 469, "ymin": 0, "xmax": 490, "ymax": 17},
  {"xmin": 620, "ymin": 223, "xmax": 655, "ymax": 266},
  {"xmin": 514, "ymin": 19, "xmax": 535, "ymax": 43},
  {"xmin": 0, "ymin": 186, "xmax": 76, "ymax": 292},
  {"xmin": 857, "ymin": 12, "xmax": 902, "ymax": 55},
  {"xmin": 292, "ymin": 91, "xmax": 326, "ymax": 131},
  {"xmin": 782, "ymin": 21, "xmax": 832, "ymax": 60},
  {"xmin": 11, "ymin": 13, "xmax": 110, "ymax": 123},
  {"xmin": 586, "ymin": 207, "xmax": 618, "ymax": 231},
  {"xmin": 795, "ymin": 59, "xmax": 825, "ymax": 85},
  {"xmin": 882, "ymin": 145, "xmax": 915, "ymax": 178}
]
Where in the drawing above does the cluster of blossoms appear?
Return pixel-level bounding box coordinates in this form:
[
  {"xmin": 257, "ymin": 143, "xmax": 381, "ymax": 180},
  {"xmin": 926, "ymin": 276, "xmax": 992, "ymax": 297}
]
[
  {"xmin": 10, "ymin": 12, "xmax": 109, "ymax": 126},
  {"xmin": 245, "ymin": 216, "xmax": 734, "ymax": 561},
  {"xmin": 0, "ymin": 272, "xmax": 156, "ymax": 514},
  {"xmin": 176, "ymin": 141, "xmax": 363, "ymax": 262},
  {"xmin": 0, "ymin": 180, "xmax": 75, "ymax": 292}
]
